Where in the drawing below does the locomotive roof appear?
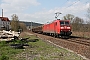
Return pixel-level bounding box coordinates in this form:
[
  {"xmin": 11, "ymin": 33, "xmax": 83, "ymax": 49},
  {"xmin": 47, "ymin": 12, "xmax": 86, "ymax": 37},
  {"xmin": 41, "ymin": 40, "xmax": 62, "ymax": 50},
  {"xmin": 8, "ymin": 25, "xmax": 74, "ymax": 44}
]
[
  {"xmin": 54, "ymin": 19, "xmax": 70, "ymax": 22},
  {"xmin": 44, "ymin": 19, "xmax": 70, "ymax": 25}
]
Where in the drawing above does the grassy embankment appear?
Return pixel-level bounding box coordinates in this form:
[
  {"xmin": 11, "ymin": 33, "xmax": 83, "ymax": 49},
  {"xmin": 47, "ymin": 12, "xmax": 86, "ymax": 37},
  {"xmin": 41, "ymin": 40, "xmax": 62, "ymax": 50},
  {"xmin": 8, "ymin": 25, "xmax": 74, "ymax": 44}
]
[
  {"xmin": 0, "ymin": 32, "xmax": 84, "ymax": 60},
  {"xmin": 72, "ymin": 31, "xmax": 90, "ymax": 38}
]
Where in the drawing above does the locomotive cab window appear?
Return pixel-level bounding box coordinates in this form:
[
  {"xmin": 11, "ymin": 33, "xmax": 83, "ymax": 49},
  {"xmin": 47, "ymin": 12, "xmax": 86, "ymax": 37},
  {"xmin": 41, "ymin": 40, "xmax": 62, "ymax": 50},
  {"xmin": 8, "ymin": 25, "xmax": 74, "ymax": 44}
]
[
  {"xmin": 65, "ymin": 21, "xmax": 69, "ymax": 25},
  {"xmin": 60, "ymin": 21, "xmax": 64, "ymax": 25},
  {"xmin": 60, "ymin": 21, "xmax": 69, "ymax": 25}
]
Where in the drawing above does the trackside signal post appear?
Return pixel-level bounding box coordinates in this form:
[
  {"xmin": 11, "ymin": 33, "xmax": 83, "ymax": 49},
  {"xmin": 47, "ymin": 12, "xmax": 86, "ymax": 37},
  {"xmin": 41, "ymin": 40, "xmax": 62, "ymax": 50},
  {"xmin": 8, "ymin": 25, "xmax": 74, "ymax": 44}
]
[{"xmin": 31, "ymin": 21, "xmax": 32, "ymax": 32}]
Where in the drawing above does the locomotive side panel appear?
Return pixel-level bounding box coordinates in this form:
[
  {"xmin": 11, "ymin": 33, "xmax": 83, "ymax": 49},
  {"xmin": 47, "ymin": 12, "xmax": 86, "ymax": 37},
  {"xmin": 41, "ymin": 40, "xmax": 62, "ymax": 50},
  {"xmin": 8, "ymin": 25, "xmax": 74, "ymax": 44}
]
[
  {"xmin": 49, "ymin": 22, "xmax": 55, "ymax": 33},
  {"xmin": 54, "ymin": 20, "xmax": 60, "ymax": 34}
]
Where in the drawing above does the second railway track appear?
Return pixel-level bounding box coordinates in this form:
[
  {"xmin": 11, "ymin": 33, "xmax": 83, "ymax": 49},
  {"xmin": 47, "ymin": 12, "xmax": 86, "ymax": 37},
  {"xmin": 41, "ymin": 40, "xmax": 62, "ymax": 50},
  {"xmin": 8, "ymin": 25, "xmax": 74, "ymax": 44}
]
[{"xmin": 66, "ymin": 37, "xmax": 90, "ymax": 46}]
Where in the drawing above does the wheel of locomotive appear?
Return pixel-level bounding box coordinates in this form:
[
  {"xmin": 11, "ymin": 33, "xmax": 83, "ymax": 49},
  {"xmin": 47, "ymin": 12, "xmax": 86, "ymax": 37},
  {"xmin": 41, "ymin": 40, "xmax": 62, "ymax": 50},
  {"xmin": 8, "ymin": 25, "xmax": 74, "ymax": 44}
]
[
  {"xmin": 48, "ymin": 33, "xmax": 50, "ymax": 36},
  {"xmin": 51, "ymin": 33, "xmax": 54, "ymax": 37},
  {"xmin": 50, "ymin": 33, "xmax": 52, "ymax": 36},
  {"xmin": 61, "ymin": 36, "xmax": 64, "ymax": 39},
  {"xmin": 57, "ymin": 34, "xmax": 59, "ymax": 38},
  {"xmin": 54, "ymin": 33, "xmax": 57, "ymax": 38},
  {"xmin": 42, "ymin": 32, "xmax": 45, "ymax": 35}
]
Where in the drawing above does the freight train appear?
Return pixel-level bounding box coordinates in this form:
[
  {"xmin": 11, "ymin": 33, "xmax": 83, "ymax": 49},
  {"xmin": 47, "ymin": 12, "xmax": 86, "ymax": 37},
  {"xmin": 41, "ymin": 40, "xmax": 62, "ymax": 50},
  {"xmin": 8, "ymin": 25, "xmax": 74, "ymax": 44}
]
[{"xmin": 32, "ymin": 19, "xmax": 72, "ymax": 38}]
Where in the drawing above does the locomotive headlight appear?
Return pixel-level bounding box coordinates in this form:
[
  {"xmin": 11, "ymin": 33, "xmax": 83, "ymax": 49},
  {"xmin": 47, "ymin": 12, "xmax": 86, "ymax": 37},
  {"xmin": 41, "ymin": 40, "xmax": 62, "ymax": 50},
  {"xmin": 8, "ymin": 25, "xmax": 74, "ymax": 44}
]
[
  {"xmin": 61, "ymin": 27, "xmax": 64, "ymax": 29},
  {"xmin": 67, "ymin": 27, "xmax": 70, "ymax": 29}
]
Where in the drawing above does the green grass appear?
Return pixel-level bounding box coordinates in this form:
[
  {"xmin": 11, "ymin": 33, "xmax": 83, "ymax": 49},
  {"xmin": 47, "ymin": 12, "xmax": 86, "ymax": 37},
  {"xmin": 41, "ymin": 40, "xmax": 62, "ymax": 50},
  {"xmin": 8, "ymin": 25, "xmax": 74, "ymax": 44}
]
[
  {"xmin": 16, "ymin": 35, "xmax": 83, "ymax": 60},
  {"xmin": 0, "ymin": 35, "xmax": 84, "ymax": 60},
  {"xmin": 0, "ymin": 41, "xmax": 24, "ymax": 60},
  {"xmin": 27, "ymin": 39, "xmax": 83, "ymax": 60}
]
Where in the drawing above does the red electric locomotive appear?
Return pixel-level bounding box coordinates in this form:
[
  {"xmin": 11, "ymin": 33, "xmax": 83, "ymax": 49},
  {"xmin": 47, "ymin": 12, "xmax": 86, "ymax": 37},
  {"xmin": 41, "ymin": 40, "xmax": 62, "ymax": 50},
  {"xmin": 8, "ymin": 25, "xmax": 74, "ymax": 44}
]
[{"xmin": 42, "ymin": 19, "xmax": 72, "ymax": 37}]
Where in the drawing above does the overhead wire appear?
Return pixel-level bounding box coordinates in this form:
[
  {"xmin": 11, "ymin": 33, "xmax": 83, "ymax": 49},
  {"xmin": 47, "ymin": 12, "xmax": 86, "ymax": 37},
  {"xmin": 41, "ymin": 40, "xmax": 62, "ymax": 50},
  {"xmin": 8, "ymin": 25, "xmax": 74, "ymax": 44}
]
[
  {"xmin": 58, "ymin": 0, "xmax": 80, "ymax": 16},
  {"xmin": 66, "ymin": 0, "xmax": 80, "ymax": 8},
  {"xmin": 55, "ymin": 0, "xmax": 89, "ymax": 19},
  {"xmin": 85, "ymin": 0, "xmax": 90, "ymax": 3}
]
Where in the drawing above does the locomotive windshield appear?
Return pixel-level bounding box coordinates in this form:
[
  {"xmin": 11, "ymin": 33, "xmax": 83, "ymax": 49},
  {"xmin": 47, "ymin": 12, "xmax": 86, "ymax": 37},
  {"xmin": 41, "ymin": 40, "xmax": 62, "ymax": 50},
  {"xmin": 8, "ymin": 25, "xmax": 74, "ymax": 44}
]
[{"xmin": 60, "ymin": 21, "xmax": 69, "ymax": 25}]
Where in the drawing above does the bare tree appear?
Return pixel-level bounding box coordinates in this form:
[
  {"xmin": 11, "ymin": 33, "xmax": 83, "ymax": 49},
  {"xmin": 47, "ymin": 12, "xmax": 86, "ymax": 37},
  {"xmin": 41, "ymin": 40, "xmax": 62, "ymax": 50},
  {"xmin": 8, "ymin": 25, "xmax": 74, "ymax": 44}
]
[
  {"xmin": 72, "ymin": 17, "xmax": 84, "ymax": 31},
  {"xmin": 19, "ymin": 22, "xmax": 27, "ymax": 31},
  {"xmin": 63, "ymin": 14, "xmax": 75, "ymax": 22},
  {"xmin": 87, "ymin": 4, "xmax": 90, "ymax": 20},
  {"xmin": 11, "ymin": 14, "xmax": 19, "ymax": 31},
  {"xmin": 86, "ymin": 4, "xmax": 90, "ymax": 32}
]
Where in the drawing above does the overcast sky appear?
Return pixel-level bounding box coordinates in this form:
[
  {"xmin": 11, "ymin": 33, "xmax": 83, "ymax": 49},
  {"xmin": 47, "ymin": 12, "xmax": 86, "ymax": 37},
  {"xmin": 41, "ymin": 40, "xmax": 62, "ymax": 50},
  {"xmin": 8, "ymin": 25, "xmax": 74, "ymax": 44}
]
[{"xmin": 0, "ymin": 0, "xmax": 90, "ymax": 23}]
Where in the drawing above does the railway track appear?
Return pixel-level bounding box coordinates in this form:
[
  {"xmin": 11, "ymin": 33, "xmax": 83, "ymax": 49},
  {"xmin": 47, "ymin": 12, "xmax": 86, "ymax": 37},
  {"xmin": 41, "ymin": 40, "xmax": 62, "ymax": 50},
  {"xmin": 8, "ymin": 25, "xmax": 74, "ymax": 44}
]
[
  {"xmin": 40, "ymin": 34, "xmax": 90, "ymax": 46},
  {"xmin": 31, "ymin": 31, "xmax": 90, "ymax": 46},
  {"xmin": 66, "ymin": 37, "xmax": 90, "ymax": 46},
  {"xmin": 29, "ymin": 32, "xmax": 90, "ymax": 59},
  {"xmin": 33, "ymin": 32, "xmax": 90, "ymax": 46}
]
